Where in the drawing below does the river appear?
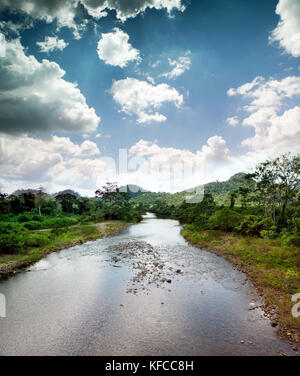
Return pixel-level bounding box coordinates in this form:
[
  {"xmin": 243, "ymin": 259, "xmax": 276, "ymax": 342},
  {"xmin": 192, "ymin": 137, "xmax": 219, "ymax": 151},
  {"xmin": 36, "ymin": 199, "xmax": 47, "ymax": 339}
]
[{"xmin": 0, "ymin": 213, "xmax": 296, "ymax": 355}]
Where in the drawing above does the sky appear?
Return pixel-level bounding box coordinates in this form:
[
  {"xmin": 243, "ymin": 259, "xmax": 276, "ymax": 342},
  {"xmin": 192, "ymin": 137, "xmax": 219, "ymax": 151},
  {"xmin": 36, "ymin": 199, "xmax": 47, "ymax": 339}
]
[{"xmin": 0, "ymin": 0, "xmax": 300, "ymax": 195}]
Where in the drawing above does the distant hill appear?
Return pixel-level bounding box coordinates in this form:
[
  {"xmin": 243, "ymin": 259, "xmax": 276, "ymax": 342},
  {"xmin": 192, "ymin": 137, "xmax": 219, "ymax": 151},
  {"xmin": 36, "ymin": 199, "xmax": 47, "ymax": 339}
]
[
  {"xmin": 228, "ymin": 172, "xmax": 247, "ymax": 182},
  {"xmin": 204, "ymin": 172, "xmax": 246, "ymax": 195},
  {"xmin": 131, "ymin": 173, "xmax": 247, "ymax": 207},
  {"xmin": 54, "ymin": 189, "xmax": 81, "ymax": 198},
  {"xmin": 10, "ymin": 188, "xmax": 49, "ymax": 197},
  {"xmin": 119, "ymin": 184, "xmax": 149, "ymax": 198},
  {"xmin": 131, "ymin": 191, "xmax": 186, "ymax": 207},
  {"xmin": 9, "ymin": 174, "xmax": 246, "ymax": 204},
  {"xmin": 203, "ymin": 172, "xmax": 247, "ymax": 205}
]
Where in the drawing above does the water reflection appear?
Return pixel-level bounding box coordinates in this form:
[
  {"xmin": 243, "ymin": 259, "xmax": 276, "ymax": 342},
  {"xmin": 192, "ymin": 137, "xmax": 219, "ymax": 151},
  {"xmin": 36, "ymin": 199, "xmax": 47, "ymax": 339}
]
[{"xmin": 0, "ymin": 214, "xmax": 296, "ymax": 355}]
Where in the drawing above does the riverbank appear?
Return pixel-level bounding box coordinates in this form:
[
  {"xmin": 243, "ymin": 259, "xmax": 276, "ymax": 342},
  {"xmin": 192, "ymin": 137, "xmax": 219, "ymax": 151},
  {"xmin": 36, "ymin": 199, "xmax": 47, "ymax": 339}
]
[
  {"xmin": 0, "ymin": 221, "xmax": 131, "ymax": 281},
  {"xmin": 182, "ymin": 225, "xmax": 300, "ymax": 347}
]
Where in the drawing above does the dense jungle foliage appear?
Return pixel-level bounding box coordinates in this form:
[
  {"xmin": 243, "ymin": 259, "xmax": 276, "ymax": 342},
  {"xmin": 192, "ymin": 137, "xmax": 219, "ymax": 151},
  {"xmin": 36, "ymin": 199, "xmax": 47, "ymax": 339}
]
[
  {"xmin": 1, "ymin": 153, "xmax": 299, "ymax": 255},
  {"xmin": 0, "ymin": 183, "xmax": 143, "ymax": 254},
  {"xmin": 132, "ymin": 153, "xmax": 300, "ymax": 248}
]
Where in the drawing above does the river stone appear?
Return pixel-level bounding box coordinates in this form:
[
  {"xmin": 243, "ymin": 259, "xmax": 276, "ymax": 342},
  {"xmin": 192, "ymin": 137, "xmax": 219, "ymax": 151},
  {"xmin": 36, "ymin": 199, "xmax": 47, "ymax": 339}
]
[{"xmin": 248, "ymin": 302, "xmax": 257, "ymax": 310}]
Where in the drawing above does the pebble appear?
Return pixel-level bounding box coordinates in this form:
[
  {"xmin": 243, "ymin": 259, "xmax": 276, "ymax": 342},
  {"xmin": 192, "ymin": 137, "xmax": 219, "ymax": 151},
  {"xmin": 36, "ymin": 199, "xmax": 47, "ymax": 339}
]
[{"xmin": 248, "ymin": 303, "xmax": 256, "ymax": 310}]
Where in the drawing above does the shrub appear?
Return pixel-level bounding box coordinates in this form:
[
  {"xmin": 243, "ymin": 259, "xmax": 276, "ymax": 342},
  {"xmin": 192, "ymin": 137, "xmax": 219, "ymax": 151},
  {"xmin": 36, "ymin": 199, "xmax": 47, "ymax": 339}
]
[
  {"xmin": 208, "ymin": 208, "xmax": 240, "ymax": 232},
  {"xmin": 41, "ymin": 217, "xmax": 79, "ymax": 229},
  {"xmin": 235, "ymin": 215, "xmax": 259, "ymax": 235},
  {"xmin": 281, "ymin": 234, "xmax": 300, "ymax": 247},
  {"xmin": 17, "ymin": 214, "xmax": 33, "ymax": 223},
  {"xmin": 93, "ymin": 209, "xmax": 106, "ymax": 221},
  {"xmin": 77, "ymin": 225, "xmax": 98, "ymax": 236},
  {"xmin": 260, "ymin": 226, "xmax": 278, "ymax": 239},
  {"xmin": 0, "ymin": 214, "xmax": 14, "ymax": 222},
  {"xmin": 51, "ymin": 217, "xmax": 78, "ymax": 228},
  {"xmin": 22, "ymin": 216, "xmax": 79, "ymax": 229},
  {"xmin": 23, "ymin": 221, "xmax": 43, "ymax": 230},
  {"xmin": 0, "ymin": 222, "xmax": 30, "ymax": 254},
  {"xmin": 0, "ymin": 222, "xmax": 25, "ymax": 235},
  {"xmin": 235, "ymin": 215, "xmax": 273, "ymax": 236},
  {"xmin": 123, "ymin": 210, "xmax": 143, "ymax": 223},
  {"xmin": 292, "ymin": 218, "xmax": 300, "ymax": 234},
  {"xmin": 79, "ymin": 216, "xmax": 94, "ymax": 224},
  {"xmin": 0, "ymin": 222, "xmax": 51, "ymax": 253},
  {"xmin": 25, "ymin": 233, "xmax": 50, "ymax": 248},
  {"xmin": 193, "ymin": 214, "xmax": 209, "ymax": 230},
  {"xmin": 31, "ymin": 215, "xmax": 43, "ymax": 222},
  {"xmin": 50, "ymin": 228, "xmax": 65, "ymax": 237}
]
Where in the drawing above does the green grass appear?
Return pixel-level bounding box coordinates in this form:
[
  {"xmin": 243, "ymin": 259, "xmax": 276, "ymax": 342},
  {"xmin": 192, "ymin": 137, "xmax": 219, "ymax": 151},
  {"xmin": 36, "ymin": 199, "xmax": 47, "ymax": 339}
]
[
  {"xmin": 23, "ymin": 216, "xmax": 80, "ymax": 230},
  {"xmin": 0, "ymin": 221, "xmax": 128, "ymax": 269},
  {"xmin": 182, "ymin": 225, "xmax": 300, "ymax": 334}
]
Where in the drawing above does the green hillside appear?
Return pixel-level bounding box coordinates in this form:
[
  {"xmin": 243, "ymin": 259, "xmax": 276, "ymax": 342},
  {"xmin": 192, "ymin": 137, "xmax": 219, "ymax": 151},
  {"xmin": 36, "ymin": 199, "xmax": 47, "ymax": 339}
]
[
  {"xmin": 131, "ymin": 173, "xmax": 247, "ymax": 208},
  {"xmin": 119, "ymin": 185, "xmax": 149, "ymax": 198}
]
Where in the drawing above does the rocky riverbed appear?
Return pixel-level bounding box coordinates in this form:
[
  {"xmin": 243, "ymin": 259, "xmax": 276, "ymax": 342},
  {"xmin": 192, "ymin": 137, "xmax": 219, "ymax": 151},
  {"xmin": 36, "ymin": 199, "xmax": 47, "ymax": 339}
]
[{"xmin": 107, "ymin": 241, "xmax": 183, "ymax": 294}]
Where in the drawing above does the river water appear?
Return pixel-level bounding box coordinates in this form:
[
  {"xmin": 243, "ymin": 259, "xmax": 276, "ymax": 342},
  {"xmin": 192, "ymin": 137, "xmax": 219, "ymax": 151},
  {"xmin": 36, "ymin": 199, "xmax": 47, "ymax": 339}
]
[{"xmin": 0, "ymin": 214, "xmax": 296, "ymax": 355}]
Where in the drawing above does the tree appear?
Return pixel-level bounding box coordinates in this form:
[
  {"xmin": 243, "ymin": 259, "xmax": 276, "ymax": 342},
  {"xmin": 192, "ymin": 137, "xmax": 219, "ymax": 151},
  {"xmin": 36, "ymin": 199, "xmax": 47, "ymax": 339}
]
[
  {"xmin": 0, "ymin": 193, "xmax": 9, "ymax": 214},
  {"xmin": 250, "ymin": 153, "xmax": 300, "ymax": 224},
  {"xmin": 208, "ymin": 208, "xmax": 240, "ymax": 232},
  {"xmin": 176, "ymin": 193, "xmax": 216, "ymax": 224},
  {"xmin": 272, "ymin": 154, "xmax": 300, "ymax": 219},
  {"xmin": 77, "ymin": 197, "xmax": 91, "ymax": 214},
  {"xmin": 40, "ymin": 198, "xmax": 60, "ymax": 215},
  {"xmin": 95, "ymin": 182, "xmax": 118, "ymax": 199},
  {"xmin": 22, "ymin": 192, "xmax": 35, "ymax": 212},
  {"xmin": 9, "ymin": 195, "xmax": 23, "ymax": 214},
  {"xmin": 55, "ymin": 193, "xmax": 78, "ymax": 213},
  {"xmin": 36, "ymin": 187, "xmax": 47, "ymax": 216},
  {"xmin": 237, "ymin": 186, "xmax": 251, "ymax": 208},
  {"xmin": 95, "ymin": 183, "xmax": 130, "ymax": 220},
  {"xmin": 229, "ymin": 190, "xmax": 238, "ymax": 209}
]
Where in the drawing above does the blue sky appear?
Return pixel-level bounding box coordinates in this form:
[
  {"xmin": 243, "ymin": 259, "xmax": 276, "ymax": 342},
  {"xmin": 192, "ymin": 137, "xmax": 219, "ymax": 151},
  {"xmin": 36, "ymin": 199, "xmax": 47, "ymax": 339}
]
[{"xmin": 0, "ymin": 0, "xmax": 300, "ymax": 194}]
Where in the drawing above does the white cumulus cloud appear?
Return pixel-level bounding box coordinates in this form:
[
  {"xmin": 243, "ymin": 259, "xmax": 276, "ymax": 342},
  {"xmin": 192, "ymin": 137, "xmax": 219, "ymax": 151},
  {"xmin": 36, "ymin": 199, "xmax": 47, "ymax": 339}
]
[
  {"xmin": 226, "ymin": 116, "xmax": 239, "ymax": 127},
  {"xmin": 0, "ymin": 134, "xmax": 105, "ymax": 194},
  {"xmin": 0, "ymin": 1, "xmax": 186, "ymax": 38},
  {"xmin": 270, "ymin": 0, "xmax": 300, "ymax": 57},
  {"xmin": 37, "ymin": 36, "xmax": 69, "ymax": 53},
  {"xmin": 0, "ymin": 134, "xmax": 99, "ymax": 180},
  {"xmin": 160, "ymin": 51, "xmax": 191, "ymax": 79},
  {"xmin": 110, "ymin": 78, "xmax": 183, "ymax": 124},
  {"xmin": 0, "ymin": 133, "xmax": 266, "ymax": 195},
  {"xmin": 0, "ymin": 0, "xmax": 86, "ymax": 39},
  {"xmin": 227, "ymin": 75, "xmax": 300, "ymax": 155},
  {"xmin": 97, "ymin": 28, "xmax": 140, "ymax": 67},
  {"xmin": 82, "ymin": 0, "xmax": 186, "ymax": 21},
  {"xmin": 0, "ymin": 33, "xmax": 100, "ymax": 135},
  {"xmin": 127, "ymin": 137, "xmax": 259, "ymax": 192}
]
